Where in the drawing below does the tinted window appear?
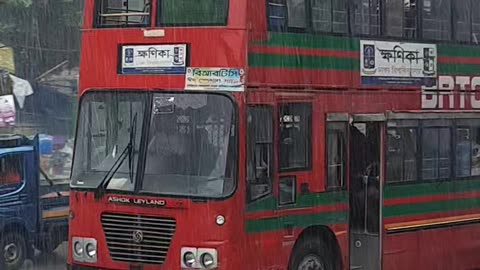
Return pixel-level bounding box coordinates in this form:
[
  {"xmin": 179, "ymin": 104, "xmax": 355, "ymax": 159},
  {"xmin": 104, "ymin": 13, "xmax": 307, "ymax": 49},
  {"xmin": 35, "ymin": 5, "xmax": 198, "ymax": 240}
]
[
  {"xmin": 384, "ymin": 0, "xmax": 418, "ymax": 38},
  {"xmin": 453, "ymin": 0, "xmax": 471, "ymax": 42},
  {"xmin": 268, "ymin": 0, "xmax": 287, "ymax": 31},
  {"xmin": 326, "ymin": 122, "xmax": 347, "ymax": 188},
  {"xmin": 422, "ymin": 127, "xmax": 451, "ymax": 180},
  {"xmin": 387, "ymin": 128, "xmax": 418, "ymax": 183},
  {"xmin": 287, "ymin": 0, "xmax": 307, "ymax": 29},
  {"xmin": 311, "ymin": 0, "xmax": 348, "ymax": 33},
  {"xmin": 0, "ymin": 154, "xmax": 23, "ymax": 188},
  {"xmin": 279, "ymin": 103, "xmax": 312, "ymax": 171},
  {"xmin": 422, "ymin": 0, "xmax": 451, "ymax": 40},
  {"xmin": 158, "ymin": 0, "xmax": 228, "ymax": 26},
  {"xmin": 456, "ymin": 125, "xmax": 480, "ymax": 177},
  {"xmin": 472, "ymin": 2, "xmax": 480, "ymax": 44},
  {"xmin": 351, "ymin": 0, "xmax": 381, "ymax": 36},
  {"xmin": 247, "ymin": 107, "xmax": 274, "ymax": 202},
  {"xmin": 94, "ymin": 0, "xmax": 151, "ymax": 28}
]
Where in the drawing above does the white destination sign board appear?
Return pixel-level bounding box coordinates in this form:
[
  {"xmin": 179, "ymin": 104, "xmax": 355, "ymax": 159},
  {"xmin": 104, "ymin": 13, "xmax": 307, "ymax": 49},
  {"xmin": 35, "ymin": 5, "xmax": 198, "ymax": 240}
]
[{"xmin": 120, "ymin": 44, "xmax": 187, "ymax": 75}]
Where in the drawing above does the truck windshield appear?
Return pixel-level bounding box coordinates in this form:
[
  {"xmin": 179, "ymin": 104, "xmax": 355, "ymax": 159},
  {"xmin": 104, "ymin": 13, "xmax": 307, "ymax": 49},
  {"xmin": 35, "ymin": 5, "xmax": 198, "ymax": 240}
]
[
  {"xmin": 158, "ymin": 0, "xmax": 229, "ymax": 26},
  {"xmin": 71, "ymin": 92, "xmax": 146, "ymax": 191},
  {"xmin": 71, "ymin": 92, "xmax": 237, "ymax": 199}
]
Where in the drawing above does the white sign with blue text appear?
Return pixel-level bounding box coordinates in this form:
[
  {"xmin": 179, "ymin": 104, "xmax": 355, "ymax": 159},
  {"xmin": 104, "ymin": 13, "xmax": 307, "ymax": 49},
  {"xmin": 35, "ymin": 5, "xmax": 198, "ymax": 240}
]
[{"xmin": 120, "ymin": 44, "xmax": 187, "ymax": 75}]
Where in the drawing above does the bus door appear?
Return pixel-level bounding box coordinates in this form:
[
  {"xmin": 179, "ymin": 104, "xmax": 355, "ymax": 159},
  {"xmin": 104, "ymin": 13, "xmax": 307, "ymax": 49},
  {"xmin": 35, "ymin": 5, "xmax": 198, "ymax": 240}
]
[{"xmin": 348, "ymin": 114, "xmax": 385, "ymax": 270}]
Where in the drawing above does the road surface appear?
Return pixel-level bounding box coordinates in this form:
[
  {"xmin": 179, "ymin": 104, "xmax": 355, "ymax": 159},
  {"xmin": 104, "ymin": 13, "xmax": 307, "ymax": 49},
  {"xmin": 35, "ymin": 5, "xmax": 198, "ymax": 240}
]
[{"xmin": 20, "ymin": 242, "xmax": 67, "ymax": 270}]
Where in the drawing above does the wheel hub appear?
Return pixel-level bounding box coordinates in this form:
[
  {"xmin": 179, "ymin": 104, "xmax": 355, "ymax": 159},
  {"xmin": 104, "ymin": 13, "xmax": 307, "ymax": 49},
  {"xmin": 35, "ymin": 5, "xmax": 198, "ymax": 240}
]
[
  {"xmin": 298, "ymin": 254, "xmax": 324, "ymax": 270},
  {"xmin": 3, "ymin": 243, "xmax": 18, "ymax": 263}
]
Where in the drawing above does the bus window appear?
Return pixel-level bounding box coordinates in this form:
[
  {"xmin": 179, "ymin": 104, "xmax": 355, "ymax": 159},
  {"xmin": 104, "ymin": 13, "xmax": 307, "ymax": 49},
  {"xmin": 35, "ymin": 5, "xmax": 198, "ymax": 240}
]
[
  {"xmin": 286, "ymin": 0, "xmax": 307, "ymax": 29},
  {"xmin": 279, "ymin": 103, "xmax": 312, "ymax": 171},
  {"xmin": 267, "ymin": 0, "xmax": 287, "ymax": 31},
  {"xmin": 384, "ymin": 0, "xmax": 418, "ymax": 38},
  {"xmin": 0, "ymin": 154, "xmax": 23, "ymax": 187},
  {"xmin": 158, "ymin": 0, "xmax": 229, "ymax": 26},
  {"xmin": 326, "ymin": 122, "xmax": 347, "ymax": 189},
  {"xmin": 387, "ymin": 128, "xmax": 418, "ymax": 183},
  {"xmin": 94, "ymin": 0, "xmax": 151, "ymax": 28},
  {"xmin": 247, "ymin": 106, "xmax": 273, "ymax": 202},
  {"xmin": 311, "ymin": 0, "xmax": 348, "ymax": 33},
  {"xmin": 453, "ymin": 0, "xmax": 471, "ymax": 43},
  {"xmin": 422, "ymin": 127, "xmax": 451, "ymax": 180},
  {"xmin": 455, "ymin": 124, "xmax": 480, "ymax": 177},
  {"xmin": 421, "ymin": 0, "xmax": 451, "ymax": 40},
  {"xmin": 351, "ymin": 0, "xmax": 381, "ymax": 36},
  {"xmin": 472, "ymin": 2, "xmax": 480, "ymax": 44}
]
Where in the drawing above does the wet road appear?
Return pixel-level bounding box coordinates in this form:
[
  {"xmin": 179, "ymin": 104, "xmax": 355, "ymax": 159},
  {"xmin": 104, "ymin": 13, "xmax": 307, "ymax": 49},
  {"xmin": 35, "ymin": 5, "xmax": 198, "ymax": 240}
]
[{"xmin": 20, "ymin": 242, "xmax": 67, "ymax": 270}]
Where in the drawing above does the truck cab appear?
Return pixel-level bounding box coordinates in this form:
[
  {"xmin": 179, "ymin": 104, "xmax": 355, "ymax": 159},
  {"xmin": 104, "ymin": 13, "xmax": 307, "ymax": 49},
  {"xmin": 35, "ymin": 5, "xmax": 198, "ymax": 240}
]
[{"xmin": 0, "ymin": 135, "xmax": 69, "ymax": 270}]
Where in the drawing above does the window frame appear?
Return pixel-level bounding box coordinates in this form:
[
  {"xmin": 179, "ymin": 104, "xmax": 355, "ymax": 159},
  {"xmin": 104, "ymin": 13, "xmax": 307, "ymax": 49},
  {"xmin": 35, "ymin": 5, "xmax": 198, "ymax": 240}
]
[
  {"xmin": 278, "ymin": 102, "xmax": 312, "ymax": 172},
  {"xmin": 93, "ymin": 0, "xmax": 153, "ymax": 28},
  {"xmin": 0, "ymin": 153, "xmax": 26, "ymax": 194},
  {"xmin": 265, "ymin": 0, "xmax": 480, "ymax": 45},
  {"xmin": 246, "ymin": 105, "xmax": 275, "ymax": 203},
  {"xmin": 325, "ymin": 120, "xmax": 348, "ymax": 190},
  {"xmin": 156, "ymin": 0, "xmax": 230, "ymax": 27}
]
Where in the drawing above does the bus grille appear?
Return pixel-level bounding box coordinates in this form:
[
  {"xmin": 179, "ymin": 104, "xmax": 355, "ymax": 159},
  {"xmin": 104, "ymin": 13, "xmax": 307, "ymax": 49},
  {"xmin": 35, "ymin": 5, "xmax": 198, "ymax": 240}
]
[{"xmin": 101, "ymin": 213, "xmax": 176, "ymax": 265}]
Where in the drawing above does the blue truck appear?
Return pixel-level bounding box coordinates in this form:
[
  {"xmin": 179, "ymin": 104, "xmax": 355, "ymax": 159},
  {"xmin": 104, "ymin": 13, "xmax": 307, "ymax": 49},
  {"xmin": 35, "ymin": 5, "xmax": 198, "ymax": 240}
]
[{"xmin": 0, "ymin": 135, "xmax": 69, "ymax": 269}]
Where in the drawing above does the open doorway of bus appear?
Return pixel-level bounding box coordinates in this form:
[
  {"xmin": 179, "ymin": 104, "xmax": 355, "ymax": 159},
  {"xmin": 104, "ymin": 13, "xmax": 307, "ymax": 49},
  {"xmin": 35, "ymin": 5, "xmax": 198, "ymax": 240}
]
[{"xmin": 0, "ymin": 135, "xmax": 69, "ymax": 270}]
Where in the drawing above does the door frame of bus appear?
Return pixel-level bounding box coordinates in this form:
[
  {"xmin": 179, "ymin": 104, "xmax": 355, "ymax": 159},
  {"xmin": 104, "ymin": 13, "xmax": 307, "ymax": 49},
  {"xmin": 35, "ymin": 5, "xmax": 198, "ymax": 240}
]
[{"xmin": 348, "ymin": 113, "xmax": 385, "ymax": 270}]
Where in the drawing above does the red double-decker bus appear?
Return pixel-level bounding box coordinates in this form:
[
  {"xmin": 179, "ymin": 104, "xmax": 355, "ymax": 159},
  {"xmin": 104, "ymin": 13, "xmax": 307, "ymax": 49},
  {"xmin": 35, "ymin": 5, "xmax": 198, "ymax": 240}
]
[{"xmin": 69, "ymin": 0, "xmax": 480, "ymax": 269}]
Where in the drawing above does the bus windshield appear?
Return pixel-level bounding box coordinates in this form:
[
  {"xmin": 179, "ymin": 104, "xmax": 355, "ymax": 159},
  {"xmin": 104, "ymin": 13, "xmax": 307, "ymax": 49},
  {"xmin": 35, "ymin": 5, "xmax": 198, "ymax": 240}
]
[
  {"xmin": 142, "ymin": 93, "xmax": 236, "ymax": 198},
  {"xmin": 71, "ymin": 92, "xmax": 236, "ymax": 199},
  {"xmin": 158, "ymin": 0, "xmax": 229, "ymax": 26},
  {"xmin": 71, "ymin": 92, "xmax": 146, "ymax": 192}
]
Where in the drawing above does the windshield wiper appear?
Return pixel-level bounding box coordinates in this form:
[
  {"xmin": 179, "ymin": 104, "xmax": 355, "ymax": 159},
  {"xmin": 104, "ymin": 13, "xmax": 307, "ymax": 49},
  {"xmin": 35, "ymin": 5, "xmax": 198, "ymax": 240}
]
[{"xmin": 94, "ymin": 113, "xmax": 138, "ymax": 199}]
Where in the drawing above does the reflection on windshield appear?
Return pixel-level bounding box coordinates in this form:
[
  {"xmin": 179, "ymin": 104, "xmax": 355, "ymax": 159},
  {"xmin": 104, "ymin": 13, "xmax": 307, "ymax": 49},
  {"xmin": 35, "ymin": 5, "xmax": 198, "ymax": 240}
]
[
  {"xmin": 71, "ymin": 92, "xmax": 146, "ymax": 191},
  {"xmin": 143, "ymin": 93, "xmax": 236, "ymax": 198}
]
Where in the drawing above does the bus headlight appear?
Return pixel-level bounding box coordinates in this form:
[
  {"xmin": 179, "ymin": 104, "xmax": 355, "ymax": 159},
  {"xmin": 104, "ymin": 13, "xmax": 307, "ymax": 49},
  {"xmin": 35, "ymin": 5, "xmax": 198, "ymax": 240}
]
[
  {"xmin": 72, "ymin": 237, "xmax": 97, "ymax": 263},
  {"xmin": 181, "ymin": 247, "xmax": 217, "ymax": 269},
  {"xmin": 201, "ymin": 252, "xmax": 215, "ymax": 268},
  {"xmin": 74, "ymin": 240, "xmax": 84, "ymax": 256},
  {"xmin": 183, "ymin": 251, "xmax": 196, "ymax": 267}
]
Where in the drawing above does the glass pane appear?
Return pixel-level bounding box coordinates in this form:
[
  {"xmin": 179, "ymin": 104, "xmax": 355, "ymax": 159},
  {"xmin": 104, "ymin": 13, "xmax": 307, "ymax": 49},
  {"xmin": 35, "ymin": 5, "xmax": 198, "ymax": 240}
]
[
  {"xmin": 438, "ymin": 128, "xmax": 451, "ymax": 179},
  {"xmin": 95, "ymin": 0, "xmax": 151, "ymax": 27},
  {"xmin": 454, "ymin": 0, "xmax": 471, "ymax": 42},
  {"xmin": 422, "ymin": 128, "xmax": 439, "ymax": 180},
  {"xmin": 0, "ymin": 154, "xmax": 23, "ymax": 186},
  {"xmin": 287, "ymin": 0, "xmax": 306, "ymax": 28},
  {"xmin": 312, "ymin": 0, "xmax": 332, "ymax": 32},
  {"xmin": 385, "ymin": 0, "xmax": 404, "ymax": 37},
  {"xmin": 404, "ymin": 0, "xmax": 418, "ymax": 38},
  {"xmin": 352, "ymin": 0, "xmax": 381, "ymax": 36},
  {"xmin": 456, "ymin": 128, "xmax": 472, "ymax": 177},
  {"xmin": 422, "ymin": 0, "xmax": 451, "ymax": 40},
  {"xmin": 472, "ymin": 127, "xmax": 480, "ymax": 175},
  {"xmin": 159, "ymin": 0, "xmax": 228, "ymax": 26},
  {"xmin": 268, "ymin": 0, "xmax": 287, "ymax": 31},
  {"xmin": 71, "ymin": 92, "xmax": 146, "ymax": 191},
  {"xmin": 327, "ymin": 123, "xmax": 346, "ymax": 188},
  {"xmin": 279, "ymin": 103, "xmax": 312, "ymax": 171},
  {"xmin": 332, "ymin": 0, "xmax": 348, "ymax": 33},
  {"xmin": 143, "ymin": 94, "xmax": 235, "ymax": 198},
  {"xmin": 472, "ymin": 2, "xmax": 480, "ymax": 44}
]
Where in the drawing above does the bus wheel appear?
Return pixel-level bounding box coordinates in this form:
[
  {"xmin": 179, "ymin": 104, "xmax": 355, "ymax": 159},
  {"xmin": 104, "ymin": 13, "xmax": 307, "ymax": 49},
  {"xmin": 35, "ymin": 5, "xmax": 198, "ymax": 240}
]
[
  {"xmin": 289, "ymin": 237, "xmax": 335, "ymax": 270},
  {"xmin": 0, "ymin": 231, "xmax": 27, "ymax": 270}
]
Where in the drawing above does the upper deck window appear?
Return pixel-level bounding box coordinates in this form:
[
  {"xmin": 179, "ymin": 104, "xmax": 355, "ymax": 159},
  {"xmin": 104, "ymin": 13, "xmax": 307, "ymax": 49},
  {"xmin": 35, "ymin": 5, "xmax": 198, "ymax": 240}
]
[
  {"xmin": 157, "ymin": 0, "xmax": 229, "ymax": 26},
  {"xmin": 94, "ymin": 0, "xmax": 151, "ymax": 28},
  {"xmin": 422, "ymin": 0, "xmax": 451, "ymax": 40}
]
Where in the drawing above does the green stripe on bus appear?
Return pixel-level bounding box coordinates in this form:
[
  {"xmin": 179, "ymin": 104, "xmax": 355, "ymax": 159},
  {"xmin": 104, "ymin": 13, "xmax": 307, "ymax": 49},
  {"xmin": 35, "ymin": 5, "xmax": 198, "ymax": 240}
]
[
  {"xmin": 247, "ymin": 180, "xmax": 480, "ymax": 213},
  {"xmin": 246, "ymin": 210, "xmax": 348, "ymax": 233},
  {"xmin": 438, "ymin": 63, "xmax": 480, "ymax": 75},
  {"xmin": 246, "ymin": 191, "xmax": 347, "ymax": 213},
  {"xmin": 438, "ymin": 44, "xmax": 480, "ymax": 58},
  {"xmin": 246, "ymin": 196, "xmax": 480, "ymax": 233},
  {"xmin": 249, "ymin": 53, "xmax": 358, "ymax": 70},
  {"xmin": 255, "ymin": 32, "xmax": 359, "ymax": 51},
  {"xmin": 384, "ymin": 197, "xmax": 480, "ymax": 218},
  {"xmin": 385, "ymin": 179, "xmax": 480, "ymax": 199}
]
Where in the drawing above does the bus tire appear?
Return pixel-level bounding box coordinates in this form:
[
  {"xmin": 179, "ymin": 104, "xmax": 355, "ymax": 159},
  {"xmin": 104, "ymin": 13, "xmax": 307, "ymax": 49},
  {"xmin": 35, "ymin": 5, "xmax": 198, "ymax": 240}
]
[
  {"xmin": 288, "ymin": 235, "xmax": 336, "ymax": 270},
  {"xmin": 0, "ymin": 230, "xmax": 27, "ymax": 270}
]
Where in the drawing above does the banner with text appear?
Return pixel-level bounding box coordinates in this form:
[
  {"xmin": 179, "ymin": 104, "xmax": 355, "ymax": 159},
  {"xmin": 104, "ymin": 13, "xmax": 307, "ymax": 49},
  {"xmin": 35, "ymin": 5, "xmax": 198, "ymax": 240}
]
[
  {"xmin": 185, "ymin": 68, "xmax": 245, "ymax": 91},
  {"xmin": 360, "ymin": 40, "xmax": 437, "ymax": 87}
]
